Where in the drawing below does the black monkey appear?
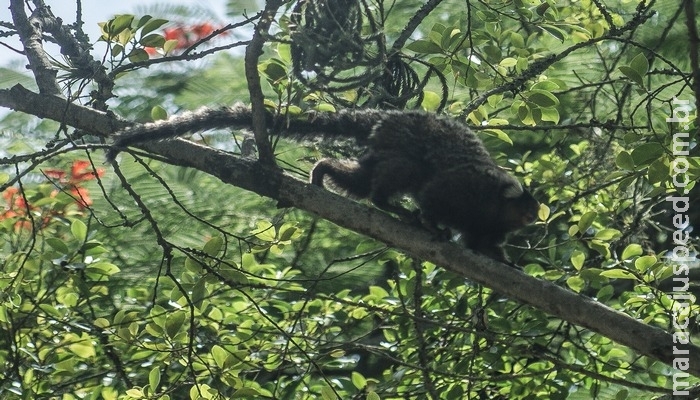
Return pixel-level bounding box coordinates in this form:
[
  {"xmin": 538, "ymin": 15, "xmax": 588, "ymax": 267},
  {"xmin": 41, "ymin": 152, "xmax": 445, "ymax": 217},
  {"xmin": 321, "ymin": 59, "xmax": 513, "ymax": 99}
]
[{"xmin": 107, "ymin": 105, "xmax": 539, "ymax": 263}]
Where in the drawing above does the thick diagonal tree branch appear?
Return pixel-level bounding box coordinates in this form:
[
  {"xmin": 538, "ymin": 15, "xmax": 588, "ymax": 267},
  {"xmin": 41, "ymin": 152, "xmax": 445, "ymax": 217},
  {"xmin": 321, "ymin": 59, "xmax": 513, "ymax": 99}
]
[{"xmin": 0, "ymin": 84, "xmax": 697, "ymax": 377}]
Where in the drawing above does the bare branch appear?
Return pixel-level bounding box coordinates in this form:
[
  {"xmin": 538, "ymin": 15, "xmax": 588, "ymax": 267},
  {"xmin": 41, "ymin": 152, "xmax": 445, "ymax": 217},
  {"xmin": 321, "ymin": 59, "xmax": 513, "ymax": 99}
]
[
  {"xmin": 245, "ymin": 0, "xmax": 283, "ymax": 165},
  {"xmin": 9, "ymin": 0, "xmax": 61, "ymax": 95}
]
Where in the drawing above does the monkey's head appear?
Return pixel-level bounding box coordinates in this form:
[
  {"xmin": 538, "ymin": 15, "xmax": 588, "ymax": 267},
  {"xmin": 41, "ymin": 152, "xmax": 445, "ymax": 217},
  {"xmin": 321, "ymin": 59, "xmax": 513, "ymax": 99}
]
[{"xmin": 500, "ymin": 183, "xmax": 540, "ymax": 231}]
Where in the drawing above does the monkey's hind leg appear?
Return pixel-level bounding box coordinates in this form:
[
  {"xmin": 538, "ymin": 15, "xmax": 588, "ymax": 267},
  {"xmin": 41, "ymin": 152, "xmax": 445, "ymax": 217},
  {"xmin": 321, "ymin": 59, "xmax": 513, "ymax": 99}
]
[{"xmin": 310, "ymin": 158, "xmax": 373, "ymax": 199}]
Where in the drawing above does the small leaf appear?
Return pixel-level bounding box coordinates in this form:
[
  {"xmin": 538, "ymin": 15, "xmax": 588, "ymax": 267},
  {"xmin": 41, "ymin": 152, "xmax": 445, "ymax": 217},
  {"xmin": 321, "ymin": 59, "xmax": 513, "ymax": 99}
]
[
  {"xmin": 367, "ymin": 392, "xmax": 380, "ymax": 400},
  {"xmin": 135, "ymin": 15, "xmax": 153, "ymax": 29},
  {"xmin": 600, "ymin": 269, "xmax": 636, "ymax": 279},
  {"xmin": 86, "ymin": 262, "xmax": 121, "ymax": 277},
  {"xmin": 127, "ymin": 48, "xmax": 150, "ymax": 63},
  {"xmin": 526, "ymin": 89, "xmax": 559, "ymax": 108},
  {"xmin": 71, "ymin": 219, "xmax": 88, "ymax": 242},
  {"xmin": 46, "ymin": 237, "xmax": 70, "ymax": 254},
  {"xmin": 566, "ymin": 275, "xmax": 585, "ymax": 292},
  {"xmin": 139, "ymin": 33, "xmax": 165, "ymax": 48},
  {"xmin": 539, "ymin": 24, "xmax": 567, "ymax": 42},
  {"xmin": 69, "ymin": 335, "xmax": 96, "ymax": 358},
  {"xmin": 594, "ymin": 228, "xmax": 621, "ymax": 241},
  {"xmin": 499, "ymin": 57, "xmax": 518, "ymax": 67},
  {"xmin": 151, "ymin": 106, "xmax": 168, "ymax": 121},
  {"xmin": 106, "ymin": 15, "xmax": 135, "ymax": 38},
  {"xmin": 252, "ymin": 221, "xmax": 276, "ymax": 242},
  {"xmin": 631, "ymin": 143, "xmax": 664, "ymax": 167},
  {"xmin": 483, "ymin": 128, "xmax": 513, "ymax": 145},
  {"xmin": 203, "ymin": 236, "xmax": 224, "ymax": 257},
  {"xmin": 352, "ymin": 371, "xmax": 367, "ymax": 389},
  {"xmin": 406, "ymin": 39, "xmax": 442, "ymax": 54},
  {"xmin": 630, "ymin": 53, "xmax": 649, "ymax": 76},
  {"xmin": 634, "ymin": 255, "xmax": 657, "ymax": 273},
  {"xmin": 141, "ymin": 18, "xmax": 169, "ymax": 36},
  {"xmin": 571, "ymin": 250, "xmax": 585, "ymax": 271},
  {"xmin": 618, "ymin": 66, "xmax": 644, "ymax": 87},
  {"xmin": 212, "ymin": 345, "xmax": 228, "ymax": 369},
  {"xmin": 163, "ymin": 39, "xmax": 180, "ymax": 54},
  {"xmin": 321, "ymin": 386, "xmax": 336, "ymax": 400},
  {"xmin": 165, "ymin": 311, "xmax": 186, "ymax": 338},
  {"xmin": 232, "ymin": 388, "xmax": 263, "ymax": 398},
  {"xmin": 621, "ymin": 244, "xmax": 643, "ymax": 260},
  {"xmin": 149, "ymin": 367, "xmax": 161, "ymax": 392},
  {"xmin": 615, "ymin": 151, "xmax": 635, "ymax": 171},
  {"xmin": 577, "ymin": 211, "xmax": 597, "ymax": 233},
  {"xmin": 540, "ymin": 107, "xmax": 560, "ymax": 123}
]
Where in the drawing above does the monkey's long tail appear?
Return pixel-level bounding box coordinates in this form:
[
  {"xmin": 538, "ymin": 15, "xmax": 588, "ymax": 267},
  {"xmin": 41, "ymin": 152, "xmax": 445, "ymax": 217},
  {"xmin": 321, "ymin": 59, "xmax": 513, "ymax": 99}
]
[{"xmin": 106, "ymin": 104, "xmax": 385, "ymax": 161}]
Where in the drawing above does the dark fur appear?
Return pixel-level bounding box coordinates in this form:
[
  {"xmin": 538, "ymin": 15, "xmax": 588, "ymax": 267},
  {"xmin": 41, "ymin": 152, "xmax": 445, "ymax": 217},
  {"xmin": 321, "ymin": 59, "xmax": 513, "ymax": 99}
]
[{"xmin": 108, "ymin": 105, "xmax": 539, "ymax": 262}]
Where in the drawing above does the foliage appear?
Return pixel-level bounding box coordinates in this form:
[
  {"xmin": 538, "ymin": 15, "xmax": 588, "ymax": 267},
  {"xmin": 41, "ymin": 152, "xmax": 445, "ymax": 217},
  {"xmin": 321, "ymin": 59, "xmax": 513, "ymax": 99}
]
[{"xmin": 1, "ymin": 0, "xmax": 699, "ymax": 399}]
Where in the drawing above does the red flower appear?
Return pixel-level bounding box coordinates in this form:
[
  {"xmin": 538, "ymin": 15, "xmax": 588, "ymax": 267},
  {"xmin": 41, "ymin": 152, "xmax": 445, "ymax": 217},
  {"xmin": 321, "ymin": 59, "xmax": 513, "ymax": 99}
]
[{"xmin": 44, "ymin": 160, "xmax": 105, "ymax": 210}]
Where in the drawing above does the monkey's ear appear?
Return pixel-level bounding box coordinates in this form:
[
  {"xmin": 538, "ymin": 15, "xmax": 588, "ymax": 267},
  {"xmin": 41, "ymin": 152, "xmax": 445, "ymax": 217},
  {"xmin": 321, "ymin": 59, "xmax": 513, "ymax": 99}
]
[{"xmin": 502, "ymin": 182, "xmax": 525, "ymax": 199}]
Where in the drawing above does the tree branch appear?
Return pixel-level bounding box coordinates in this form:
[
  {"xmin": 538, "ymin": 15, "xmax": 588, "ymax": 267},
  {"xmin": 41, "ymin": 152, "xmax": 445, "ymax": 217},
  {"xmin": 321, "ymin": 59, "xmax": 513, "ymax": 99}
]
[
  {"xmin": 9, "ymin": 0, "xmax": 61, "ymax": 95},
  {"xmin": 244, "ymin": 0, "xmax": 283, "ymax": 165},
  {"xmin": 0, "ymin": 87, "xmax": 696, "ymax": 378}
]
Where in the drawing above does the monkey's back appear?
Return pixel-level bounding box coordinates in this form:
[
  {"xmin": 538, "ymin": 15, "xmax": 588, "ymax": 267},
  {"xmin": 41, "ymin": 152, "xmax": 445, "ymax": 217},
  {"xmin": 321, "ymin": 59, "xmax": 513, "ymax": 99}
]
[{"xmin": 367, "ymin": 112, "xmax": 496, "ymax": 173}]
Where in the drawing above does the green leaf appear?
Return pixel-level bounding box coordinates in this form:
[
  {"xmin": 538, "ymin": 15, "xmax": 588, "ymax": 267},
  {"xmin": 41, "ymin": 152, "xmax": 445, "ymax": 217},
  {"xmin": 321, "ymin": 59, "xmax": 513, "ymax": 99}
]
[
  {"xmin": 252, "ymin": 221, "xmax": 276, "ymax": 242},
  {"xmin": 219, "ymin": 265, "xmax": 249, "ymax": 284},
  {"xmin": 141, "ymin": 18, "xmax": 168, "ymax": 36},
  {"xmin": 135, "ymin": 15, "xmax": 153, "ymax": 29},
  {"xmin": 566, "ymin": 275, "xmax": 585, "ymax": 292},
  {"xmin": 321, "ymin": 386, "xmax": 336, "ymax": 400},
  {"xmin": 630, "ymin": 53, "xmax": 649, "ymax": 76},
  {"xmin": 577, "ymin": 211, "xmax": 597, "ymax": 233},
  {"xmin": 621, "ymin": 244, "xmax": 643, "ymax": 260},
  {"xmin": 151, "ymin": 106, "xmax": 168, "ymax": 121},
  {"xmin": 599, "ymin": 269, "xmax": 636, "ymax": 280},
  {"xmin": 647, "ymin": 158, "xmax": 669, "ymax": 184},
  {"xmin": 421, "ymin": 90, "xmax": 442, "ymax": 111},
  {"xmin": 232, "ymin": 388, "xmax": 263, "ymax": 398},
  {"xmin": 212, "ymin": 345, "xmax": 228, "ymax": 369},
  {"xmin": 538, "ymin": 24, "xmax": 567, "ymax": 42},
  {"xmin": 203, "ymin": 235, "xmax": 224, "ymax": 256},
  {"xmin": 149, "ymin": 367, "xmax": 161, "ymax": 392},
  {"xmin": 618, "ymin": 66, "xmax": 644, "ymax": 87},
  {"xmin": 86, "ymin": 262, "xmax": 121, "ymax": 277},
  {"xmin": 165, "ymin": 311, "xmax": 186, "ymax": 338},
  {"xmin": 351, "ymin": 371, "xmax": 367, "ymax": 389},
  {"xmin": 139, "ymin": 33, "xmax": 165, "ymax": 48},
  {"xmin": 540, "ymin": 107, "xmax": 560, "ymax": 123},
  {"xmin": 594, "ymin": 228, "xmax": 621, "ymax": 241},
  {"xmin": 163, "ymin": 39, "xmax": 180, "ymax": 54},
  {"xmin": 69, "ymin": 334, "xmax": 96, "ymax": 358},
  {"xmin": 526, "ymin": 89, "xmax": 559, "ymax": 108},
  {"xmin": 631, "ymin": 143, "xmax": 664, "ymax": 167},
  {"xmin": 500, "ymin": 57, "xmax": 518, "ymax": 67},
  {"xmin": 127, "ymin": 48, "xmax": 150, "ymax": 63},
  {"xmin": 260, "ymin": 60, "xmax": 287, "ymax": 82},
  {"xmin": 483, "ymin": 128, "xmax": 513, "ymax": 145},
  {"xmin": 634, "ymin": 255, "xmax": 657, "ymax": 273},
  {"xmin": 571, "ymin": 250, "xmax": 585, "ymax": 271},
  {"xmin": 406, "ymin": 39, "xmax": 443, "ymax": 54},
  {"xmin": 46, "ymin": 237, "xmax": 69, "ymax": 254},
  {"xmin": 106, "ymin": 15, "xmax": 135, "ymax": 37},
  {"xmin": 71, "ymin": 219, "xmax": 88, "ymax": 242},
  {"xmin": 615, "ymin": 151, "xmax": 635, "ymax": 171}
]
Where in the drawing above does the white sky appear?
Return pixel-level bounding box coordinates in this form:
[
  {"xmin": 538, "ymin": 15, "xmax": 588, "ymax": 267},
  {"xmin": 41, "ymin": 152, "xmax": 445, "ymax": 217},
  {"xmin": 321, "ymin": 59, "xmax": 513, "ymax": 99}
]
[{"xmin": 1, "ymin": 0, "xmax": 227, "ymax": 65}]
